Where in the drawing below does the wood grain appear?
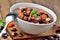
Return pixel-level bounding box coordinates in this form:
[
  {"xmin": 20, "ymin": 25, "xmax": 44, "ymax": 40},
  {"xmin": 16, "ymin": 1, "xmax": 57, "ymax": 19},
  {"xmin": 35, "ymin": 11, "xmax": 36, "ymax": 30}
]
[
  {"xmin": 6, "ymin": 24, "xmax": 59, "ymax": 40},
  {"xmin": 7, "ymin": 0, "xmax": 15, "ymax": 6},
  {"xmin": 0, "ymin": 5, "xmax": 3, "ymax": 20},
  {"xmin": 0, "ymin": 0, "xmax": 10, "ymax": 18}
]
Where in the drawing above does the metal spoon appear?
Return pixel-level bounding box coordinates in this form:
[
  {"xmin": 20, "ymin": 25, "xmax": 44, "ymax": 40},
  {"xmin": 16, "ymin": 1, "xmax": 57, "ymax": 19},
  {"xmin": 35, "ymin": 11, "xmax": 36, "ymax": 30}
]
[{"xmin": 0, "ymin": 13, "xmax": 18, "ymax": 37}]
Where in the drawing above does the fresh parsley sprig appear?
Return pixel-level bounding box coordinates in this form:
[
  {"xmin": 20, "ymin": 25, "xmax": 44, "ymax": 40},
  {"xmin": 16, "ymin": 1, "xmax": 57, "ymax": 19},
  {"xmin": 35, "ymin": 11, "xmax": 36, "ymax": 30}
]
[
  {"xmin": 0, "ymin": 18, "xmax": 6, "ymax": 26},
  {"xmin": 31, "ymin": 10, "xmax": 38, "ymax": 18}
]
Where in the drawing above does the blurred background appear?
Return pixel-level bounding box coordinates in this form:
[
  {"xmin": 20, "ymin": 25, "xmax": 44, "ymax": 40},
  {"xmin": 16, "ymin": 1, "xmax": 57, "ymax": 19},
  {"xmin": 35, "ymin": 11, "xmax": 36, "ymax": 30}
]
[{"xmin": 0, "ymin": 0, "xmax": 60, "ymax": 26}]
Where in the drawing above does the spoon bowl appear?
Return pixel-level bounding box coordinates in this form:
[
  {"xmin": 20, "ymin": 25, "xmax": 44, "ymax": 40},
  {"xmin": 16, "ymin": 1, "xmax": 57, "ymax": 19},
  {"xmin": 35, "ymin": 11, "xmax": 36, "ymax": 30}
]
[{"xmin": 6, "ymin": 13, "xmax": 18, "ymax": 23}]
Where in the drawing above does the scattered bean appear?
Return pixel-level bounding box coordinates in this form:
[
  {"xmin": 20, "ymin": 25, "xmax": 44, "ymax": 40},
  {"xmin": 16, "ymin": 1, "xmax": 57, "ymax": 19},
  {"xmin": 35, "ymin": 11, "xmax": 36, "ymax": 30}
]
[
  {"xmin": 24, "ymin": 16, "xmax": 28, "ymax": 21},
  {"xmin": 18, "ymin": 33, "xmax": 23, "ymax": 37},
  {"xmin": 48, "ymin": 36, "xmax": 54, "ymax": 40},
  {"xmin": 10, "ymin": 27, "xmax": 17, "ymax": 32},
  {"xmin": 2, "ymin": 33, "xmax": 8, "ymax": 39},
  {"xmin": 12, "ymin": 32, "xmax": 18, "ymax": 37}
]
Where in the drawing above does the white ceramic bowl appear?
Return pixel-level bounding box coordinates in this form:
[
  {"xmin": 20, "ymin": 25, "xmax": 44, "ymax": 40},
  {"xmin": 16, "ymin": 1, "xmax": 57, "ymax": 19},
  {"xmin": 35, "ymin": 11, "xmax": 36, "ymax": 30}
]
[{"xmin": 10, "ymin": 3, "xmax": 57, "ymax": 34}]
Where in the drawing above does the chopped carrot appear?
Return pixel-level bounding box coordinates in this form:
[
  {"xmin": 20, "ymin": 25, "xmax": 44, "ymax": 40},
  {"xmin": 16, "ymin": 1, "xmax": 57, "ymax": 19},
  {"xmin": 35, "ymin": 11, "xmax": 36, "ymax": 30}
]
[
  {"xmin": 17, "ymin": 10, "xmax": 24, "ymax": 19},
  {"xmin": 32, "ymin": 16, "xmax": 35, "ymax": 20},
  {"xmin": 26, "ymin": 10, "xmax": 30, "ymax": 14},
  {"xmin": 42, "ymin": 14, "xmax": 47, "ymax": 19},
  {"xmin": 8, "ymin": 22, "xmax": 14, "ymax": 28},
  {"xmin": 19, "ymin": 13, "xmax": 24, "ymax": 19}
]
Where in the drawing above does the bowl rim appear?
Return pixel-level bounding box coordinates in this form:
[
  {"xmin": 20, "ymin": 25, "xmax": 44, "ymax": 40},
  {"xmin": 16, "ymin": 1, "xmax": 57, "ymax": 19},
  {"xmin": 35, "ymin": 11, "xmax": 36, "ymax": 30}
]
[{"xmin": 10, "ymin": 3, "xmax": 57, "ymax": 26}]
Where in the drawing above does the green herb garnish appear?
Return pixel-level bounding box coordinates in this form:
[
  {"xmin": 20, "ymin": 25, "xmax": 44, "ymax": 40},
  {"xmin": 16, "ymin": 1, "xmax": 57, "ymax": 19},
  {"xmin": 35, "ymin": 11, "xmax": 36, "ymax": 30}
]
[
  {"xmin": 0, "ymin": 21, "xmax": 4, "ymax": 26},
  {"xmin": 31, "ymin": 10, "xmax": 38, "ymax": 18},
  {"xmin": 1, "ymin": 18, "xmax": 6, "ymax": 22},
  {"xmin": 0, "ymin": 18, "xmax": 6, "ymax": 26}
]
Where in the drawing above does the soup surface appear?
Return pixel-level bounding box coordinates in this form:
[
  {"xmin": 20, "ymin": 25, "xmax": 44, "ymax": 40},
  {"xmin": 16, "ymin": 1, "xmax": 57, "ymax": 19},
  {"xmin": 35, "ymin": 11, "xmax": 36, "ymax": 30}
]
[{"xmin": 13, "ymin": 6, "xmax": 53, "ymax": 24}]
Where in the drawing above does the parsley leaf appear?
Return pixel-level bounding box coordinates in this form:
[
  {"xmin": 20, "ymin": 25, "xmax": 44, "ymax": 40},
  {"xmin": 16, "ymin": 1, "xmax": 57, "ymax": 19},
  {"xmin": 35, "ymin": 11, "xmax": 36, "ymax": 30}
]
[
  {"xmin": 0, "ymin": 18, "xmax": 6, "ymax": 26},
  {"xmin": 31, "ymin": 10, "xmax": 37, "ymax": 18}
]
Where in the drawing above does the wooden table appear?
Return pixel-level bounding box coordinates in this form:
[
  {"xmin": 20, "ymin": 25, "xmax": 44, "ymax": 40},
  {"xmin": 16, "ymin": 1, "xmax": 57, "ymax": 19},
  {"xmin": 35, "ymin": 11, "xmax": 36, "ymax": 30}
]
[{"xmin": 0, "ymin": 0, "xmax": 60, "ymax": 40}]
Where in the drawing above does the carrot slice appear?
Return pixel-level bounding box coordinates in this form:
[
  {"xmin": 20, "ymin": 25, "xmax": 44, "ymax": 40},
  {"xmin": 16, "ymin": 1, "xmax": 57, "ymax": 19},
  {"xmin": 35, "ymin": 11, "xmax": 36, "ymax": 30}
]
[
  {"xmin": 19, "ymin": 13, "xmax": 24, "ymax": 19},
  {"xmin": 26, "ymin": 10, "xmax": 30, "ymax": 14},
  {"xmin": 32, "ymin": 16, "xmax": 35, "ymax": 20},
  {"xmin": 8, "ymin": 22, "xmax": 14, "ymax": 28},
  {"xmin": 17, "ymin": 10, "xmax": 24, "ymax": 19},
  {"xmin": 42, "ymin": 14, "xmax": 47, "ymax": 19}
]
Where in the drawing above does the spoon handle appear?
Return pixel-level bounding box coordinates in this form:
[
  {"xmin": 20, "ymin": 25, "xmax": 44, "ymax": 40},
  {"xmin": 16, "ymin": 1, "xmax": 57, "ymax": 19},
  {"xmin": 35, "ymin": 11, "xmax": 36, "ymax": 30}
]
[{"xmin": 0, "ymin": 22, "xmax": 9, "ymax": 38}]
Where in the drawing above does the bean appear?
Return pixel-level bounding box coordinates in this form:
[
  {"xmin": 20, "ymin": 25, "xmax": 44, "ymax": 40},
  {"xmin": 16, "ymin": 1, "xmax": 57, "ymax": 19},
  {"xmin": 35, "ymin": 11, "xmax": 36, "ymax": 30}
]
[{"xmin": 24, "ymin": 16, "xmax": 28, "ymax": 21}]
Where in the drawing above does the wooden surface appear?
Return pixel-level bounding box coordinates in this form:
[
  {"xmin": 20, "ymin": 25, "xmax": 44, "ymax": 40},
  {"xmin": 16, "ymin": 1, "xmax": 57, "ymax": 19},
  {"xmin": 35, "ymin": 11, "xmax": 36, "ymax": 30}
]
[
  {"xmin": 0, "ymin": 0, "xmax": 60, "ymax": 40},
  {"xmin": 7, "ymin": 25, "xmax": 59, "ymax": 40}
]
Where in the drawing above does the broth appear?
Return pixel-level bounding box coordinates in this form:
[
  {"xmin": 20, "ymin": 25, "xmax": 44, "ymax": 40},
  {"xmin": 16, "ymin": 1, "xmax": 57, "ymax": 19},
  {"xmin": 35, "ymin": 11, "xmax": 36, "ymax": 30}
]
[{"xmin": 13, "ymin": 6, "xmax": 53, "ymax": 24}]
